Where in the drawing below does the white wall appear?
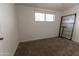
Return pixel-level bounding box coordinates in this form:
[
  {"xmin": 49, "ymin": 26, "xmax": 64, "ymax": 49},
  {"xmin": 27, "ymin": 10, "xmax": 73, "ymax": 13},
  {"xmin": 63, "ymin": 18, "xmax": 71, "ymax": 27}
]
[
  {"xmin": 63, "ymin": 5, "xmax": 79, "ymax": 42},
  {"xmin": 16, "ymin": 5, "xmax": 61, "ymax": 42},
  {"xmin": 0, "ymin": 4, "xmax": 19, "ymax": 56},
  {"xmin": 0, "ymin": 3, "xmax": 79, "ymax": 56}
]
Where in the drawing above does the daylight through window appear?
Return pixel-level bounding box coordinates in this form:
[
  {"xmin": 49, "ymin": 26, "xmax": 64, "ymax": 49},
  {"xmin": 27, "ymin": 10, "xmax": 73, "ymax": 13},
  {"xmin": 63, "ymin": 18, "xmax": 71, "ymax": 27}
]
[{"xmin": 35, "ymin": 12, "xmax": 55, "ymax": 22}]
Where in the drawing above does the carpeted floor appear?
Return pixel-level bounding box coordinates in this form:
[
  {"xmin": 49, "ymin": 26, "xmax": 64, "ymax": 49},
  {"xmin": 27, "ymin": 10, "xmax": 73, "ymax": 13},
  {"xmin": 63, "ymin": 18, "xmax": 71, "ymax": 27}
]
[{"xmin": 14, "ymin": 37, "xmax": 79, "ymax": 56}]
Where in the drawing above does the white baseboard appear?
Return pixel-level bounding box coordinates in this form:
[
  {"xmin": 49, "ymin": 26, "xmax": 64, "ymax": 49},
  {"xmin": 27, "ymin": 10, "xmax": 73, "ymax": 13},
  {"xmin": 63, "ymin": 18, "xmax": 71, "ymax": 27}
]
[{"xmin": 20, "ymin": 36, "xmax": 58, "ymax": 42}]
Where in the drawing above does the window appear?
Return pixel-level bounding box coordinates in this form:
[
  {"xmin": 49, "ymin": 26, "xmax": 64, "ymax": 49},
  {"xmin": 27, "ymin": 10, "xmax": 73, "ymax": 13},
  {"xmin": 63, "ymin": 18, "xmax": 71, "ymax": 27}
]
[
  {"xmin": 35, "ymin": 12, "xmax": 45, "ymax": 21},
  {"xmin": 46, "ymin": 14, "xmax": 55, "ymax": 21},
  {"xmin": 35, "ymin": 12, "xmax": 55, "ymax": 22}
]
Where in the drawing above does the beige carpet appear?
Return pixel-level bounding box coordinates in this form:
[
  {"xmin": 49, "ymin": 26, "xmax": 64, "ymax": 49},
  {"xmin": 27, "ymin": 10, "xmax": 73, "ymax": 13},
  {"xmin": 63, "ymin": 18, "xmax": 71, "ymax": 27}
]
[{"xmin": 14, "ymin": 37, "xmax": 79, "ymax": 56}]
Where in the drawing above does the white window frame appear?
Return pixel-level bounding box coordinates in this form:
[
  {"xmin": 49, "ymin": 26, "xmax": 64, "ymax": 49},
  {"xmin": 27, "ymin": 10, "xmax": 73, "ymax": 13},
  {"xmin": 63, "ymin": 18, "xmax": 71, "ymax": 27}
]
[
  {"xmin": 35, "ymin": 12, "xmax": 45, "ymax": 21},
  {"xmin": 34, "ymin": 10, "xmax": 55, "ymax": 22},
  {"xmin": 45, "ymin": 13, "xmax": 55, "ymax": 22}
]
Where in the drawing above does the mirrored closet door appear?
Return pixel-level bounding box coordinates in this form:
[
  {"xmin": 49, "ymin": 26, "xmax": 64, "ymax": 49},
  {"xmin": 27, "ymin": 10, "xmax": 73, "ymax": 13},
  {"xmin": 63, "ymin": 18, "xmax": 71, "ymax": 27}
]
[{"xmin": 59, "ymin": 14, "xmax": 76, "ymax": 40}]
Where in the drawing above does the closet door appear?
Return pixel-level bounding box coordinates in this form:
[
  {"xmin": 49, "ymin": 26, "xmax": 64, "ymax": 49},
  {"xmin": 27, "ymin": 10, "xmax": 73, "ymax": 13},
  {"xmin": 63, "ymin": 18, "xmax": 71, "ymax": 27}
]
[{"xmin": 59, "ymin": 14, "xmax": 76, "ymax": 40}]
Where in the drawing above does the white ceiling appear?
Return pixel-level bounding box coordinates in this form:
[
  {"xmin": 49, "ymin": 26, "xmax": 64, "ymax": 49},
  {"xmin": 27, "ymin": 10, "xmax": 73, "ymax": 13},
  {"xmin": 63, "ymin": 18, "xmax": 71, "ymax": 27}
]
[{"xmin": 16, "ymin": 3, "xmax": 79, "ymax": 11}]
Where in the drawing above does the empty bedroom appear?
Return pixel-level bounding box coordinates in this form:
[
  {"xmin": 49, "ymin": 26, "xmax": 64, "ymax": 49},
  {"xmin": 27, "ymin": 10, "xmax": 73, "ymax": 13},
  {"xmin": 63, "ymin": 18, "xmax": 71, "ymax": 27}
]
[{"xmin": 0, "ymin": 3, "xmax": 79, "ymax": 56}]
